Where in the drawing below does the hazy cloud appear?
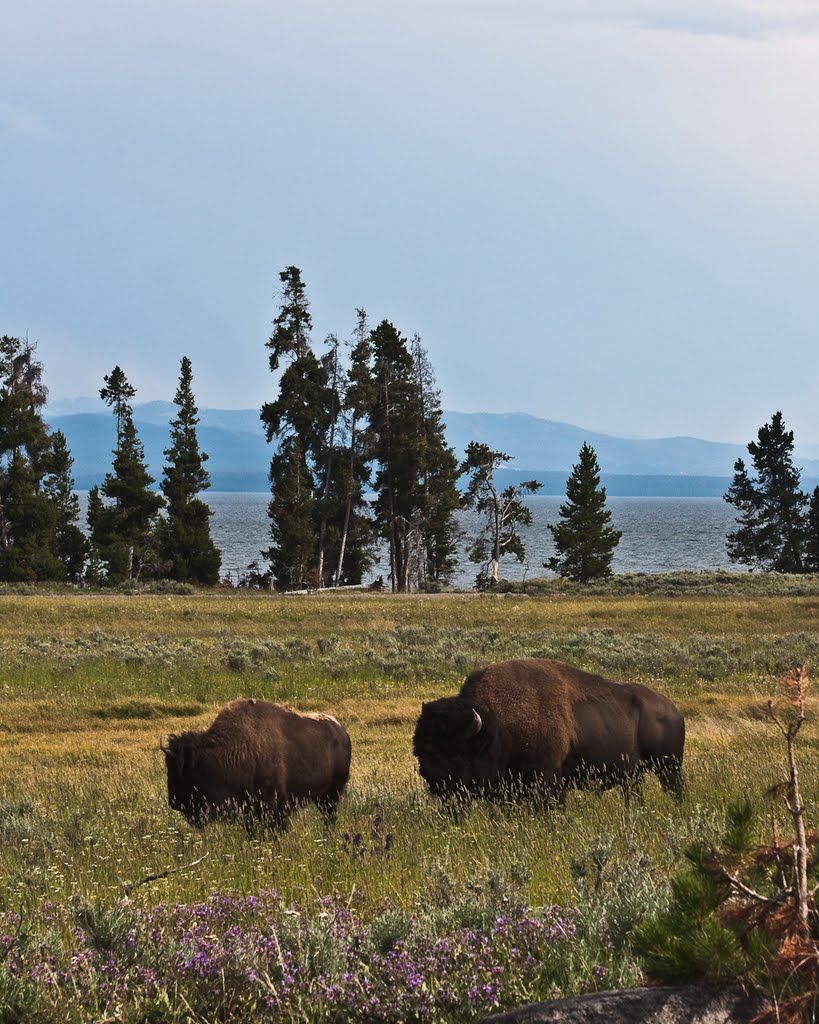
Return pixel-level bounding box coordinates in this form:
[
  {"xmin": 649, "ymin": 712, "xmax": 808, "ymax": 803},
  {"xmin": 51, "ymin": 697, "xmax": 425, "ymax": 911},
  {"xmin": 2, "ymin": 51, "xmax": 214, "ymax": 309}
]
[
  {"xmin": 461, "ymin": 0, "xmax": 819, "ymax": 38},
  {"xmin": 0, "ymin": 99, "xmax": 55, "ymax": 141}
]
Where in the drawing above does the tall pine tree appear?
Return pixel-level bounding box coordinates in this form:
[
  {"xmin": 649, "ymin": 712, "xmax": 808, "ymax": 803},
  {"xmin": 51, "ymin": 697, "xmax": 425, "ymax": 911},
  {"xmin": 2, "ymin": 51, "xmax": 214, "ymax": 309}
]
[
  {"xmin": 805, "ymin": 487, "xmax": 819, "ymax": 574},
  {"xmin": 0, "ymin": 337, "xmax": 63, "ymax": 581},
  {"xmin": 725, "ymin": 411, "xmax": 807, "ymax": 573},
  {"xmin": 43, "ymin": 430, "xmax": 88, "ymax": 582},
  {"xmin": 410, "ymin": 334, "xmax": 460, "ymax": 588},
  {"xmin": 160, "ymin": 357, "xmax": 221, "ymax": 585},
  {"xmin": 89, "ymin": 369, "xmax": 165, "ymax": 583},
  {"xmin": 369, "ymin": 320, "xmax": 425, "ymax": 592},
  {"xmin": 546, "ymin": 443, "xmax": 622, "ymax": 582},
  {"xmin": 459, "ymin": 442, "xmax": 542, "ymax": 587},
  {"xmin": 260, "ymin": 267, "xmax": 328, "ymax": 589},
  {"xmin": 100, "ymin": 366, "xmax": 136, "ymax": 447}
]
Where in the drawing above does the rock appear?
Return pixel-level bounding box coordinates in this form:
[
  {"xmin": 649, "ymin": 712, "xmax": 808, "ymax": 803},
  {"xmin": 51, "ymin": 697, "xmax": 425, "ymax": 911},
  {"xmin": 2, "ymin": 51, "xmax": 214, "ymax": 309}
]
[{"xmin": 478, "ymin": 984, "xmax": 768, "ymax": 1024}]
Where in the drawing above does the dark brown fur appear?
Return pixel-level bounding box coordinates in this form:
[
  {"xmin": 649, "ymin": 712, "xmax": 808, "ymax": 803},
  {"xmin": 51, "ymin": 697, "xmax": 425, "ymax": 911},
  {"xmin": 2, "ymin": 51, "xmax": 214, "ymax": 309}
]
[
  {"xmin": 413, "ymin": 658, "xmax": 685, "ymax": 800},
  {"xmin": 161, "ymin": 698, "xmax": 351, "ymax": 828}
]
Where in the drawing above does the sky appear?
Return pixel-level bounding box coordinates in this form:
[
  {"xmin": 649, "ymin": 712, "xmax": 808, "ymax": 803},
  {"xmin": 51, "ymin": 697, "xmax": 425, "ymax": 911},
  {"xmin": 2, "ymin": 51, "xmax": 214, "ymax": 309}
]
[{"xmin": 3, "ymin": 0, "xmax": 819, "ymax": 444}]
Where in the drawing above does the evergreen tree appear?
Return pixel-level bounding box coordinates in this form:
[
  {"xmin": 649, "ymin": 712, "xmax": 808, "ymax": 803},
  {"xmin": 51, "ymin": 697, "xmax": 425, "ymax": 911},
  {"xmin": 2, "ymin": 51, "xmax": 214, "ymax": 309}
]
[
  {"xmin": 459, "ymin": 442, "xmax": 542, "ymax": 588},
  {"xmin": 89, "ymin": 369, "xmax": 165, "ymax": 583},
  {"xmin": 43, "ymin": 430, "xmax": 88, "ymax": 582},
  {"xmin": 265, "ymin": 435, "xmax": 316, "ymax": 589},
  {"xmin": 260, "ymin": 266, "xmax": 328, "ymax": 589},
  {"xmin": 0, "ymin": 450, "xmax": 61, "ymax": 581},
  {"xmin": 0, "ymin": 337, "xmax": 63, "ymax": 581},
  {"xmin": 804, "ymin": 487, "xmax": 819, "ymax": 574},
  {"xmin": 369, "ymin": 320, "xmax": 425, "ymax": 592},
  {"xmin": 160, "ymin": 357, "xmax": 221, "ymax": 585},
  {"xmin": 410, "ymin": 334, "xmax": 460, "ymax": 588},
  {"xmin": 100, "ymin": 365, "xmax": 136, "ymax": 447},
  {"xmin": 546, "ymin": 443, "xmax": 622, "ymax": 582},
  {"xmin": 725, "ymin": 412, "xmax": 807, "ymax": 573}
]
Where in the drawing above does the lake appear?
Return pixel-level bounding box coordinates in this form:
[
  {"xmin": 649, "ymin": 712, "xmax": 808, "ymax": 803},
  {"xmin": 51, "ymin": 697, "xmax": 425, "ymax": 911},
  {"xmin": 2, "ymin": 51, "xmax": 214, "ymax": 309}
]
[{"xmin": 200, "ymin": 493, "xmax": 740, "ymax": 587}]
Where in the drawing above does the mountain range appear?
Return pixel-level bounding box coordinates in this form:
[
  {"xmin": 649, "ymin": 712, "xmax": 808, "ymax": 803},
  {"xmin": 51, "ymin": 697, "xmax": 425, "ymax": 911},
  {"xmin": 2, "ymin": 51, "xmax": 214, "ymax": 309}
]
[{"xmin": 46, "ymin": 399, "xmax": 819, "ymax": 496}]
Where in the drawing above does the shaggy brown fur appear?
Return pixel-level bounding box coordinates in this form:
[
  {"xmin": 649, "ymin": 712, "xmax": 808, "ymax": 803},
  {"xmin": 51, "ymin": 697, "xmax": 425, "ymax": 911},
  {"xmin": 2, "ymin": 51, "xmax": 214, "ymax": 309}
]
[
  {"xmin": 413, "ymin": 658, "xmax": 685, "ymax": 800},
  {"xmin": 161, "ymin": 698, "xmax": 351, "ymax": 829}
]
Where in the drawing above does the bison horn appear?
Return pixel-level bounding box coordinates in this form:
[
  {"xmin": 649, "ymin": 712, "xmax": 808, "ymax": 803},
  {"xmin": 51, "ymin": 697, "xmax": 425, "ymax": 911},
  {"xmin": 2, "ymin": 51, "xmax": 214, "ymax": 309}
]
[
  {"xmin": 465, "ymin": 708, "xmax": 482, "ymax": 738},
  {"xmin": 159, "ymin": 738, "xmax": 169, "ymax": 753}
]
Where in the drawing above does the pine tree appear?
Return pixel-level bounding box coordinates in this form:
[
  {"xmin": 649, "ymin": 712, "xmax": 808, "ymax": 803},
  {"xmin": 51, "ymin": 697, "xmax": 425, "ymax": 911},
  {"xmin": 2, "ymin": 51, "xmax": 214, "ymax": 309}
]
[
  {"xmin": 410, "ymin": 334, "xmax": 460, "ymax": 588},
  {"xmin": 459, "ymin": 442, "xmax": 542, "ymax": 587},
  {"xmin": 43, "ymin": 430, "xmax": 88, "ymax": 582},
  {"xmin": 804, "ymin": 487, "xmax": 819, "ymax": 574},
  {"xmin": 89, "ymin": 369, "xmax": 165, "ymax": 583},
  {"xmin": 725, "ymin": 412, "xmax": 807, "ymax": 573},
  {"xmin": 260, "ymin": 267, "xmax": 328, "ymax": 589},
  {"xmin": 0, "ymin": 450, "xmax": 61, "ymax": 581},
  {"xmin": 100, "ymin": 365, "xmax": 136, "ymax": 447},
  {"xmin": 0, "ymin": 337, "xmax": 63, "ymax": 581},
  {"xmin": 265, "ymin": 435, "xmax": 316, "ymax": 589},
  {"xmin": 546, "ymin": 443, "xmax": 622, "ymax": 582},
  {"xmin": 160, "ymin": 357, "xmax": 221, "ymax": 585},
  {"xmin": 369, "ymin": 320, "xmax": 425, "ymax": 592}
]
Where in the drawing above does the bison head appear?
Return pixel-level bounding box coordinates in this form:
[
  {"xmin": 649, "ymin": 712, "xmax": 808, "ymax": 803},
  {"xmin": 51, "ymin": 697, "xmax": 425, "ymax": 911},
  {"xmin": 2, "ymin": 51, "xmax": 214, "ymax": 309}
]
[
  {"xmin": 160, "ymin": 734, "xmax": 225, "ymax": 826},
  {"xmin": 412, "ymin": 698, "xmax": 495, "ymax": 798}
]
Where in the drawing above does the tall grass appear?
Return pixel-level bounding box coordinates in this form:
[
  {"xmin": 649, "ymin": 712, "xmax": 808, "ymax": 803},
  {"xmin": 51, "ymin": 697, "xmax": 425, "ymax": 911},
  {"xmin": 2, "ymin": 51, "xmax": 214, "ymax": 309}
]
[{"xmin": 0, "ymin": 579, "xmax": 816, "ymax": 1020}]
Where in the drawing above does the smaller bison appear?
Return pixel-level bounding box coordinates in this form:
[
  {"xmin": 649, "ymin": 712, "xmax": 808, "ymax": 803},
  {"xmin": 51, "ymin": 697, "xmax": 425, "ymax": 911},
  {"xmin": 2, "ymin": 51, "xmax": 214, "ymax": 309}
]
[
  {"xmin": 413, "ymin": 658, "xmax": 684, "ymax": 802},
  {"xmin": 161, "ymin": 699, "xmax": 351, "ymax": 829}
]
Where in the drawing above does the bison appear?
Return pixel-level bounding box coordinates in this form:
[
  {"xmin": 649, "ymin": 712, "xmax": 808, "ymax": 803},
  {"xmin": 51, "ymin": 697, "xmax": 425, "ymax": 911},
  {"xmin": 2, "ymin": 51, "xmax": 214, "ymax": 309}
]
[
  {"xmin": 413, "ymin": 658, "xmax": 684, "ymax": 802},
  {"xmin": 160, "ymin": 698, "xmax": 352, "ymax": 829}
]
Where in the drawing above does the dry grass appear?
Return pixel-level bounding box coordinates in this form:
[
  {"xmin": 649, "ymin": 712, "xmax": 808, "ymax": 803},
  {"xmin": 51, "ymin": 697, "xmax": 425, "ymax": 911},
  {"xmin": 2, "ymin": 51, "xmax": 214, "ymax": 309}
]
[{"xmin": 1, "ymin": 586, "xmax": 818, "ymax": 920}]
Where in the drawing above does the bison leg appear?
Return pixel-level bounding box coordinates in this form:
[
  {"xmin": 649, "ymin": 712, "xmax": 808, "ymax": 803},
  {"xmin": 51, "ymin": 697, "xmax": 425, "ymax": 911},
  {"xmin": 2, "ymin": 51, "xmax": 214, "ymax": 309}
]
[
  {"xmin": 316, "ymin": 788, "xmax": 345, "ymax": 827},
  {"xmin": 654, "ymin": 755, "xmax": 684, "ymax": 801},
  {"xmin": 243, "ymin": 792, "xmax": 291, "ymax": 833},
  {"xmin": 620, "ymin": 770, "xmax": 645, "ymax": 807}
]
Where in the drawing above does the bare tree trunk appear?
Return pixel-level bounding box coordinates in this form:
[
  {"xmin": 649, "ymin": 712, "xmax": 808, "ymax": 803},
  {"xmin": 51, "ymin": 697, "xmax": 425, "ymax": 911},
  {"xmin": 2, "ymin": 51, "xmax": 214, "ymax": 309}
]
[
  {"xmin": 767, "ymin": 672, "xmax": 811, "ymax": 933},
  {"xmin": 491, "ymin": 487, "xmax": 502, "ymax": 584},
  {"xmin": 786, "ymin": 726, "xmax": 810, "ymax": 930},
  {"xmin": 316, "ymin": 340, "xmax": 340, "ymax": 588},
  {"xmin": 380, "ymin": 367, "xmax": 401, "ymax": 592},
  {"xmin": 0, "ymin": 498, "xmax": 10, "ymax": 554},
  {"xmin": 334, "ymin": 419, "xmax": 356, "ymax": 587}
]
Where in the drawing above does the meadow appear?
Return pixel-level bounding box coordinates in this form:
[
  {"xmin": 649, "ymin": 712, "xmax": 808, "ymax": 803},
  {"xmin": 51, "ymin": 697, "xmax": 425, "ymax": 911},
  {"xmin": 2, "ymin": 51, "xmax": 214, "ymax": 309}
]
[{"xmin": 1, "ymin": 573, "xmax": 818, "ymax": 1022}]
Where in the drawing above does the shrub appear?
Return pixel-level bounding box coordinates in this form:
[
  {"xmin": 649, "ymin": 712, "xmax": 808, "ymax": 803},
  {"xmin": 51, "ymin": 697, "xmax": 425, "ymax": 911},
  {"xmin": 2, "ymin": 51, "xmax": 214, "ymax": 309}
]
[{"xmin": 634, "ymin": 667, "xmax": 819, "ymax": 1023}]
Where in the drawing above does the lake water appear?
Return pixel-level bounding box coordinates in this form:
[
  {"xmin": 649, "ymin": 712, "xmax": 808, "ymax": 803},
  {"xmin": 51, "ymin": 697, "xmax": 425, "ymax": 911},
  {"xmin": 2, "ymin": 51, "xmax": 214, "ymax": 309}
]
[{"xmin": 199, "ymin": 493, "xmax": 740, "ymax": 587}]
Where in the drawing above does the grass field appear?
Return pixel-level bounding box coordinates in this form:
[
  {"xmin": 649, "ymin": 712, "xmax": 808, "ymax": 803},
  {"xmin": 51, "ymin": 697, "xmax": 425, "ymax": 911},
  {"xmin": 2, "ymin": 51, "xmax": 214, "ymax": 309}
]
[{"xmin": 0, "ymin": 578, "xmax": 817, "ymax": 1021}]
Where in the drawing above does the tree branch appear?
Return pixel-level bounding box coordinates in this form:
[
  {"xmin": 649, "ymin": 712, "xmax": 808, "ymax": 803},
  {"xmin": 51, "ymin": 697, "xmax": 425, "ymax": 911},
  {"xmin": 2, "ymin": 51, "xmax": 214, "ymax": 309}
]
[{"xmin": 122, "ymin": 852, "xmax": 209, "ymax": 897}]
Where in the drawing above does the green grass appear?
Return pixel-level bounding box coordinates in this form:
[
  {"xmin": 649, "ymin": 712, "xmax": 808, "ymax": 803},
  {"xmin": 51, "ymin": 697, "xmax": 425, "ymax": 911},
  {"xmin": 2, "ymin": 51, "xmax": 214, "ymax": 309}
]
[
  {"xmin": 0, "ymin": 580, "xmax": 817, "ymax": 1022},
  {"xmin": 1, "ymin": 580, "xmax": 817, "ymax": 913}
]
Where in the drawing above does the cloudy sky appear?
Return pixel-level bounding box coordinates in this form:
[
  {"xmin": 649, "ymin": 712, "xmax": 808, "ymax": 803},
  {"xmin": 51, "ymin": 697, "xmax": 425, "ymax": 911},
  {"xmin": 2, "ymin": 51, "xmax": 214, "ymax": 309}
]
[{"xmin": 3, "ymin": 0, "xmax": 819, "ymax": 443}]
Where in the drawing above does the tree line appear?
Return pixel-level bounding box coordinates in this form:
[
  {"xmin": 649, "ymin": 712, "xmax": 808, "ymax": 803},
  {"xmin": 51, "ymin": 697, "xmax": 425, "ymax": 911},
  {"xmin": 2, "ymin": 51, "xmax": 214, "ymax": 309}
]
[
  {"xmin": 256, "ymin": 267, "xmax": 622, "ymax": 591},
  {"xmin": 0, "ymin": 337, "xmax": 220, "ymax": 586},
  {"xmin": 5, "ymin": 270, "xmax": 812, "ymax": 590}
]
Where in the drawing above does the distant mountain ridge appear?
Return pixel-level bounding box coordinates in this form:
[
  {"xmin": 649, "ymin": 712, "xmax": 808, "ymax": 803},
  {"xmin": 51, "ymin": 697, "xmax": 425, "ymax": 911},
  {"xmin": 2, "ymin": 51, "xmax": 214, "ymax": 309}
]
[
  {"xmin": 442, "ymin": 411, "xmax": 819, "ymax": 477},
  {"xmin": 46, "ymin": 400, "xmax": 819, "ymax": 495}
]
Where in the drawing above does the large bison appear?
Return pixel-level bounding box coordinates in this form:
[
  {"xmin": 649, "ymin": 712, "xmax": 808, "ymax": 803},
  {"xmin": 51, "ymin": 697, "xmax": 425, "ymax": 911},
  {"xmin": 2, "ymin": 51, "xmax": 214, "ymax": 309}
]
[
  {"xmin": 413, "ymin": 658, "xmax": 684, "ymax": 801},
  {"xmin": 161, "ymin": 699, "xmax": 352, "ymax": 828}
]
